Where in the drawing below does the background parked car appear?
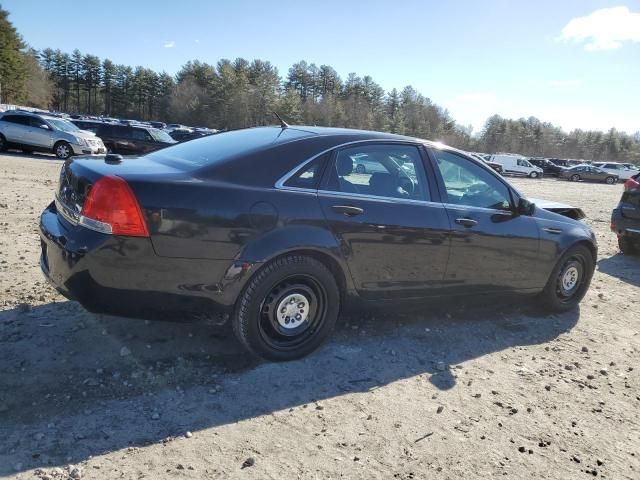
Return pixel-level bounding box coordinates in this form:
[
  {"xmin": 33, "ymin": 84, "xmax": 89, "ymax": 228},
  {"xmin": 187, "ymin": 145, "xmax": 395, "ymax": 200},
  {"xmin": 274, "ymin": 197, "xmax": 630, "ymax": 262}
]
[
  {"xmin": 95, "ymin": 123, "xmax": 176, "ymax": 155},
  {"xmin": 560, "ymin": 165, "xmax": 618, "ymax": 184},
  {"xmin": 592, "ymin": 162, "xmax": 639, "ymax": 180},
  {"xmin": 528, "ymin": 158, "xmax": 564, "ymax": 177},
  {"xmin": 611, "ymin": 188, "xmax": 640, "ymax": 254},
  {"xmin": 0, "ymin": 111, "xmax": 105, "ymax": 159},
  {"xmin": 169, "ymin": 128, "xmax": 213, "ymax": 143},
  {"xmin": 69, "ymin": 119, "xmax": 105, "ymax": 134}
]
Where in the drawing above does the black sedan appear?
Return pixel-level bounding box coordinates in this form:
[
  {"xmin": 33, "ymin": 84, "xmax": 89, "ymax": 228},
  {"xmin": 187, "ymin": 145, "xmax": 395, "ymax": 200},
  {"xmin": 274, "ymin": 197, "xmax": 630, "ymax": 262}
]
[{"xmin": 40, "ymin": 126, "xmax": 597, "ymax": 360}]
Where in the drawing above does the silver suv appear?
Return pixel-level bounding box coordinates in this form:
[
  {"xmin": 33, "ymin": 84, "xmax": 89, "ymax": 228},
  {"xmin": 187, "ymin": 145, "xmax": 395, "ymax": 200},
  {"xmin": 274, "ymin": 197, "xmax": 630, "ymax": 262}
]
[{"xmin": 0, "ymin": 111, "xmax": 106, "ymax": 159}]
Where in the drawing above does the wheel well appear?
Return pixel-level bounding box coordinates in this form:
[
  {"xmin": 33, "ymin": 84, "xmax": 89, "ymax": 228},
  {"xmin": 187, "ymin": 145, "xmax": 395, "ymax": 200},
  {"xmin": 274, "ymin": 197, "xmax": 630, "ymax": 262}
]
[
  {"xmin": 573, "ymin": 240, "xmax": 597, "ymax": 263},
  {"xmin": 270, "ymin": 249, "xmax": 348, "ymax": 297}
]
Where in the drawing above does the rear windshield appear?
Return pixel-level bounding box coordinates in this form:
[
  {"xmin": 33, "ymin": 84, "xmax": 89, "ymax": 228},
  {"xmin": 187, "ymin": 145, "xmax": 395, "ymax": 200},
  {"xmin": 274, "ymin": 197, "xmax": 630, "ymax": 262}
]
[{"xmin": 145, "ymin": 127, "xmax": 313, "ymax": 168}]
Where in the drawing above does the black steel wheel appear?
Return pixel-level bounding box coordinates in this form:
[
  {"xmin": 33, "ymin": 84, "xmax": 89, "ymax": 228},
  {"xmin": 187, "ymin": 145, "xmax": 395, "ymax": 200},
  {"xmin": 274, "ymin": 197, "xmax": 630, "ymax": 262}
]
[
  {"xmin": 233, "ymin": 255, "xmax": 340, "ymax": 361},
  {"xmin": 539, "ymin": 245, "xmax": 594, "ymax": 312}
]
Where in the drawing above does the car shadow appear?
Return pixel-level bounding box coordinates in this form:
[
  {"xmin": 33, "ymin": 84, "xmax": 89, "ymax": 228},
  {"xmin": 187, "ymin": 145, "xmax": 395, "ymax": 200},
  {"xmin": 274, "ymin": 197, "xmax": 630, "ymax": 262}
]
[
  {"xmin": 597, "ymin": 253, "xmax": 640, "ymax": 288},
  {"xmin": 0, "ymin": 149, "xmax": 58, "ymax": 161},
  {"xmin": 0, "ymin": 298, "xmax": 579, "ymax": 474}
]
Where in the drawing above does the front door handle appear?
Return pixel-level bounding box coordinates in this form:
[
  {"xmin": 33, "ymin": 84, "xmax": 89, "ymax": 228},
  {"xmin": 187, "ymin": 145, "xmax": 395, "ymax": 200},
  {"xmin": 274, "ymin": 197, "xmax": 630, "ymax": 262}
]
[
  {"xmin": 332, "ymin": 205, "xmax": 364, "ymax": 217},
  {"xmin": 455, "ymin": 217, "xmax": 478, "ymax": 228}
]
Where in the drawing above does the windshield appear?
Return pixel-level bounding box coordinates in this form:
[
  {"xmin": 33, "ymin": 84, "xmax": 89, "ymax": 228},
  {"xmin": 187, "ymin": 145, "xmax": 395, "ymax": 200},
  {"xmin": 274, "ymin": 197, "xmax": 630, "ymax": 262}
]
[
  {"xmin": 47, "ymin": 118, "xmax": 80, "ymax": 133},
  {"xmin": 149, "ymin": 128, "xmax": 175, "ymax": 143}
]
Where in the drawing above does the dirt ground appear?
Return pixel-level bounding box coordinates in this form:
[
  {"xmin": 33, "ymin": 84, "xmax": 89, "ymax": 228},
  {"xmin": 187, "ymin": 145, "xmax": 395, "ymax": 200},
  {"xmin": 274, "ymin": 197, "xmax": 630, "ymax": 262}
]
[{"xmin": 1, "ymin": 152, "xmax": 638, "ymax": 480}]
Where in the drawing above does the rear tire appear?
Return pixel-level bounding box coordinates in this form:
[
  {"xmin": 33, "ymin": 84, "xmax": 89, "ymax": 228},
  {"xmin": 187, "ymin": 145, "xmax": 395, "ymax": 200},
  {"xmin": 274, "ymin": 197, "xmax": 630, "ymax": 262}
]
[
  {"xmin": 618, "ymin": 237, "xmax": 639, "ymax": 255},
  {"xmin": 355, "ymin": 164, "xmax": 366, "ymax": 174},
  {"xmin": 232, "ymin": 255, "xmax": 340, "ymax": 361},
  {"xmin": 0, "ymin": 134, "xmax": 6, "ymax": 152},
  {"xmin": 539, "ymin": 245, "xmax": 594, "ymax": 312},
  {"xmin": 570, "ymin": 174, "xmax": 580, "ymax": 182},
  {"xmin": 54, "ymin": 141, "xmax": 72, "ymax": 160},
  {"xmin": 529, "ymin": 171, "xmax": 539, "ymax": 178},
  {"xmin": 605, "ymin": 176, "xmax": 616, "ymax": 185}
]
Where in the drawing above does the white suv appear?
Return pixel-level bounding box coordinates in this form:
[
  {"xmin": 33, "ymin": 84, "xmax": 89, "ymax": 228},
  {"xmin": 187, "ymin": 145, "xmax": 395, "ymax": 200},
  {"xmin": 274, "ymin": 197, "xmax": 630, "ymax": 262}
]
[
  {"xmin": 0, "ymin": 111, "xmax": 106, "ymax": 159},
  {"xmin": 593, "ymin": 162, "xmax": 639, "ymax": 181}
]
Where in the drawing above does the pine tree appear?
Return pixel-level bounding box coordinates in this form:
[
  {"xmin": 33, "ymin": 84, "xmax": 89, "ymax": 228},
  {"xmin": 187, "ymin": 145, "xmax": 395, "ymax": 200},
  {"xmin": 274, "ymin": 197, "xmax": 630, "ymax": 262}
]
[{"xmin": 0, "ymin": 6, "xmax": 27, "ymax": 103}]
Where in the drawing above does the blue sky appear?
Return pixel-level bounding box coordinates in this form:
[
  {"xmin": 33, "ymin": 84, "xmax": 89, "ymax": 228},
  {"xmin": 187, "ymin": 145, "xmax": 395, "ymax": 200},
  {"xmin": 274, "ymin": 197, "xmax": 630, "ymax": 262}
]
[{"xmin": 4, "ymin": 0, "xmax": 639, "ymax": 134}]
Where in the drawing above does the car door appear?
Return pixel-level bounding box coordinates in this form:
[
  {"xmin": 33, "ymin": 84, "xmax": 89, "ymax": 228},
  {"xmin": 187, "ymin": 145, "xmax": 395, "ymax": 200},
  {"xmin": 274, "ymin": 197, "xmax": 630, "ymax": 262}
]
[
  {"xmin": 428, "ymin": 148, "xmax": 541, "ymax": 293},
  {"xmin": 27, "ymin": 117, "xmax": 55, "ymax": 148},
  {"xmin": 317, "ymin": 142, "xmax": 451, "ymax": 300}
]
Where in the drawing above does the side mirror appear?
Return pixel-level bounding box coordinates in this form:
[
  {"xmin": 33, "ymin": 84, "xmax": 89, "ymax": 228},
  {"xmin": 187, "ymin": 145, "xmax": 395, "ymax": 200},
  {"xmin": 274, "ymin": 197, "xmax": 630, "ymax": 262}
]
[
  {"xmin": 517, "ymin": 197, "xmax": 536, "ymax": 216},
  {"xmin": 38, "ymin": 124, "xmax": 50, "ymax": 130}
]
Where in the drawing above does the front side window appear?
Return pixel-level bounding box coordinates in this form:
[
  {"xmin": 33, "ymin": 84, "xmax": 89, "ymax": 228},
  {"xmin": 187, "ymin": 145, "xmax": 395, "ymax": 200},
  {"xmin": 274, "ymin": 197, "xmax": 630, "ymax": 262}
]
[
  {"xmin": 47, "ymin": 118, "xmax": 80, "ymax": 132},
  {"xmin": 432, "ymin": 150, "xmax": 512, "ymax": 211},
  {"xmin": 131, "ymin": 128, "xmax": 152, "ymax": 141},
  {"xmin": 325, "ymin": 144, "xmax": 428, "ymax": 201}
]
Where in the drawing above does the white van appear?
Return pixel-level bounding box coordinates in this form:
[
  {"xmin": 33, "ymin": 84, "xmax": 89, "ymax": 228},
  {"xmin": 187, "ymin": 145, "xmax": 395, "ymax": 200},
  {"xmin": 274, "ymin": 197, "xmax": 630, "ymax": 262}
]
[{"xmin": 489, "ymin": 154, "xmax": 543, "ymax": 178}]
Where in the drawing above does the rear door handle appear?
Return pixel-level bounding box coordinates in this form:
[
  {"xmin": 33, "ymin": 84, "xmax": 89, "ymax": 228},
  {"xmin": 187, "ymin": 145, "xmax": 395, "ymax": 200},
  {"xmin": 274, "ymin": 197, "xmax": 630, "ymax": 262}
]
[
  {"xmin": 332, "ymin": 205, "xmax": 364, "ymax": 217},
  {"xmin": 455, "ymin": 217, "xmax": 478, "ymax": 228}
]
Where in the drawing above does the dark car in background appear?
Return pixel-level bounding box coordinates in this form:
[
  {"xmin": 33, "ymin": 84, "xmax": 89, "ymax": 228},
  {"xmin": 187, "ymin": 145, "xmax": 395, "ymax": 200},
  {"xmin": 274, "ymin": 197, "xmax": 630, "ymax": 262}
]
[
  {"xmin": 169, "ymin": 128, "xmax": 213, "ymax": 143},
  {"xmin": 94, "ymin": 123, "xmax": 176, "ymax": 154},
  {"xmin": 529, "ymin": 158, "xmax": 564, "ymax": 177},
  {"xmin": 39, "ymin": 126, "xmax": 597, "ymax": 361},
  {"xmin": 611, "ymin": 188, "xmax": 640, "ymax": 255},
  {"xmin": 69, "ymin": 119, "xmax": 105, "ymax": 134},
  {"xmin": 560, "ymin": 165, "xmax": 618, "ymax": 184}
]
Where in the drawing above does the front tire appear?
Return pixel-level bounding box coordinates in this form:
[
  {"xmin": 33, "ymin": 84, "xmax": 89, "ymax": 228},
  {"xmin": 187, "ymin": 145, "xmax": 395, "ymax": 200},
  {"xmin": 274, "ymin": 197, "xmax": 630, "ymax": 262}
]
[
  {"xmin": 529, "ymin": 171, "xmax": 539, "ymax": 178},
  {"xmin": 232, "ymin": 255, "xmax": 340, "ymax": 361},
  {"xmin": 605, "ymin": 176, "xmax": 616, "ymax": 185},
  {"xmin": 539, "ymin": 245, "xmax": 594, "ymax": 312},
  {"xmin": 570, "ymin": 174, "xmax": 580, "ymax": 182},
  {"xmin": 54, "ymin": 141, "xmax": 72, "ymax": 160},
  {"xmin": 0, "ymin": 134, "xmax": 6, "ymax": 152}
]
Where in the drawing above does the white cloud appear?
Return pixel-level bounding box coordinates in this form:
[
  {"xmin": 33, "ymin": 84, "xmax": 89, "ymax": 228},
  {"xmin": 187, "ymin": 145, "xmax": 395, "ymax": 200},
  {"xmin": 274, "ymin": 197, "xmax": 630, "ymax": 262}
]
[
  {"xmin": 548, "ymin": 79, "xmax": 581, "ymax": 88},
  {"xmin": 163, "ymin": 41, "xmax": 176, "ymax": 48},
  {"xmin": 194, "ymin": 39, "xmax": 200, "ymax": 44},
  {"xmin": 560, "ymin": 6, "xmax": 640, "ymax": 51}
]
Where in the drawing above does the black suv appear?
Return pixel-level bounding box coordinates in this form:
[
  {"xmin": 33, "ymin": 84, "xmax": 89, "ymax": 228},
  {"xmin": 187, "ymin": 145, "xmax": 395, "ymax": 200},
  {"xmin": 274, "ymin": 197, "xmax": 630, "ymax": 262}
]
[
  {"xmin": 611, "ymin": 188, "xmax": 640, "ymax": 255},
  {"xmin": 94, "ymin": 124, "xmax": 176, "ymax": 155},
  {"xmin": 529, "ymin": 158, "xmax": 564, "ymax": 177}
]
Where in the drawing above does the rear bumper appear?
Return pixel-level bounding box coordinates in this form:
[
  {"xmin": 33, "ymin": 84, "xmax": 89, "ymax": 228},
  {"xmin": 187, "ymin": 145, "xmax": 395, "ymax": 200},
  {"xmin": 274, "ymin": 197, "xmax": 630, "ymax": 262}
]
[{"xmin": 39, "ymin": 202, "xmax": 243, "ymax": 323}]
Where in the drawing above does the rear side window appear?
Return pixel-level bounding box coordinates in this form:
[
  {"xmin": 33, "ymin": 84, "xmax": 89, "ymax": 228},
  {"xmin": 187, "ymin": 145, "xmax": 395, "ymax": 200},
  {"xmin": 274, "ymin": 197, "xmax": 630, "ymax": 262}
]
[
  {"xmin": 1, "ymin": 115, "xmax": 30, "ymax": 125},
  {"xmin": 283, "ymin": 153, "xmax": 329, "ymax": 189},
  {"xmin": 324, "ymin": 144, "xmax": 429, "ymax": 201},
  {"xmin": 146, "ymin": 127, "xmax": 313, "ymax": 168}
]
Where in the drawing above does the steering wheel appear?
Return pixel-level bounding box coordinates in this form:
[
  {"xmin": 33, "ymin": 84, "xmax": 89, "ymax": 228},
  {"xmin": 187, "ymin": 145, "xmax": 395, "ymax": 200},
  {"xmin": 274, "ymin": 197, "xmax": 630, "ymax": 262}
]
[{"xmin": 398, "ymin": 176, "xmax": 415, "ymax": 197}]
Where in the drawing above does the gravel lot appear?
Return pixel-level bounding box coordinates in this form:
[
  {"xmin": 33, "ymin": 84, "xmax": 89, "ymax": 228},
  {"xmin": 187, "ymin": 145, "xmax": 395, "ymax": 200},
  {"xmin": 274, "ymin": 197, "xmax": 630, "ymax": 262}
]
[{"xmin": 1, "ymin": 152, "xmax": 639, "ymax": 479}]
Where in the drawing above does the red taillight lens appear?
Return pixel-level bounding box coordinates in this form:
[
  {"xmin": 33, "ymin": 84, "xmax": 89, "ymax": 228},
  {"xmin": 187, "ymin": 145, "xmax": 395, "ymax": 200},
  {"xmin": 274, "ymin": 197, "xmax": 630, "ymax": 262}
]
[
  {"xmin": 624, "ymin": 178, "xmax": 640, "ymax": 191},
  {"xmin": 81, "ymin": 176, "xmax": 149, "ymax": 237}
]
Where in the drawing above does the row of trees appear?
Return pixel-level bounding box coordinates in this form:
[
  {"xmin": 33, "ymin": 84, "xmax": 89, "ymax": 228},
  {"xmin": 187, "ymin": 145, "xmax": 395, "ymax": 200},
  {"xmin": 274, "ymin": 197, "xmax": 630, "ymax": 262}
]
[{"xmin": 1, "ymin": 5, "xmax": 638, "ymax": 162}]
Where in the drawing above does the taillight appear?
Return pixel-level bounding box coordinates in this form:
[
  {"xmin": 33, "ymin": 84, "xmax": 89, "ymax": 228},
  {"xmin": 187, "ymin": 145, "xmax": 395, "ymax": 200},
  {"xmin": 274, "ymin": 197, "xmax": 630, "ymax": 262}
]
[
  {"xmin": 624, "ymin": 178, "xmax": 640, "ymax": 191},
  {"xmin": 81, "ymin": 176, "xmax": 149, "ymax": 237}
]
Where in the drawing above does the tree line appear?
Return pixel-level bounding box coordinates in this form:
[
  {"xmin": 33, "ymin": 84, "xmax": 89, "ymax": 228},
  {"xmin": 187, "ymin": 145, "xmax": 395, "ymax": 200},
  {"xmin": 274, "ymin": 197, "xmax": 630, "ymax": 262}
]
[{"xmin": 1, "ymin": 5, "xmax": 638, "ymax": 163}]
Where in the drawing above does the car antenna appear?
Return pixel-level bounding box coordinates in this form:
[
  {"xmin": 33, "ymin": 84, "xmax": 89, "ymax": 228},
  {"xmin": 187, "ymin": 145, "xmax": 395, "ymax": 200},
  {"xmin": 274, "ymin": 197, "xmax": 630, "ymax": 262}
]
[{"xmin": 273, "ymin": 111, "xmax": 289, "ymax": 129}]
